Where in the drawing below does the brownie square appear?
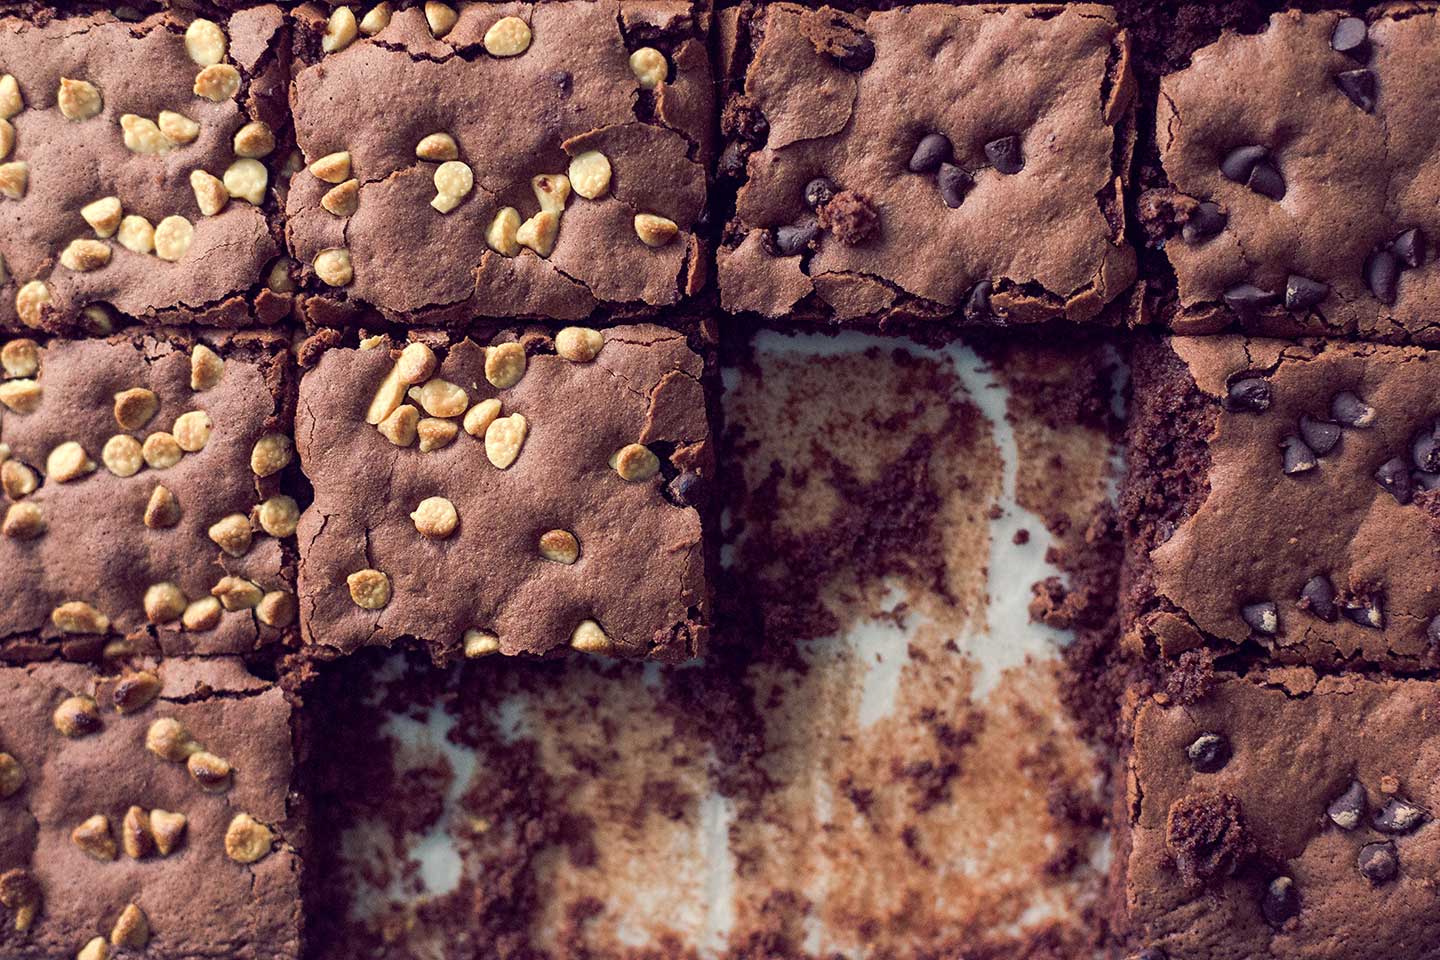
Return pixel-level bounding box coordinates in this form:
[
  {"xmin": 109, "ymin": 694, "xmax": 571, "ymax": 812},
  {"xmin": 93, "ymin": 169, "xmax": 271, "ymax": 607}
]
[
  {"xmin": 284, "ymin": 0, "xmax": 713, "ymax": 327},
  {"xmin": 295, "ymin": 323, "xmax": 711, "ymax": 661},
  {"xmin": 1119, "ymin": 672, "xmax": 1440, "ymax": 959},
  {"xmin": 715, "ymin": 2, "xmax": 1137, "ymax": 327},
  {"xmin": 1149, "ymin": 8, "xmax": 1440, "ymax": 342},
  {"xmin": 0, "ymin": 331, "xmax": 297, "ymax": 662},
  {"xmin": 0, "ymin": 7, "xmax": 291, "ymax": 332},
  {"xmin": 1122, "ymin": 335, "xmax": 1440, "ymax": 671},
  {"xmin": 0, "ymin": 658, "xmax": 302, "ymax": 960}
]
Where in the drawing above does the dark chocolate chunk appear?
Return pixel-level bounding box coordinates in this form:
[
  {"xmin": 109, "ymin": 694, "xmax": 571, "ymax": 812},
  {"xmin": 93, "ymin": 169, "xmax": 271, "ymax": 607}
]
[
  {"xmin": 1246, "ymin": 161, "xmax": 1286, "ymax": 201},
  {"xmin": 1392, "ymin": 227, "xmax": 1428, "ymax": 269},
  {"xmin": 1331, "ymin": 16, "xmax": 1369, "ymax": 58},
  {"xmin": 1374, "ymin": 797, "xmax": 1428, "ymax": 834},
  {"xmin": 963, "ymin": 280, "xmax": 994, "ymax": 322},
  {"xmin": 1186, "ymin": 733, "xmax": 1231, "ymax": 774},
  {"xmin": 1335, "ymin": 69, "xmax": 1377, "ymax": 112},
  {"xmin": 1366, "ymin": 248, "xmax": 1400, "ymax": 304},
  {"xmin": 1261, "ymin": 876, "xmax": 1300, "ymax": 926},
  {"xmin": 1412, "ymin": 422, "xmax": 1440, "ymax": 473},
  {"xmin": 1280, "ymin": 435, "xmax": 1318, "ymax": 475},
  {"xmin": 833, "ymin": 34, "xmax": 875, "ymax": 71},
  {"xmin": 1327, "ymin": 781, "xmax": 1366, "ymax": 829},
  {"xmin": 718, "ymin": 141, "xmax": 748, "ymax": 181},
  {"xmin": 1342, "ymin": 594, "xmax": 1384, "ymax": 629},
  {"xmin": 1181, "ymin": 201, "xmax": 1227, "ymax": 244},
  {"xmin": 1223, "ymin": 283, "xmax": 1278, "ymax": 320},
  {"xmin": 666, "ymin": 470, "xmax": 703, "ymax": 507},
  {"xmin": 1358, "ymin": 841, "xmax": 1399, "ymax": 884},
  {"xmin": 984, "ymin": 135, "xmax": 1024, "ymax": 175},
  {"xmin": 908, "ymin": 133, "xmax": 952, "ymax": 174},
  {"xmin": 1285, "ymin": 274, "xmax": 1330, "ymax": 311},
  {"xmin": 771, "ymin": 218, "xmax": 822, "ymax": 257},
  {"xmin": 1330, "ymin": 391, "xmax": 1376, "ymax": 427},
  {"xmin": 1298, "ymin": 414, "xmax": 1341, "ymax": 455},
  {"xmin": 1241, "ymin": 601, "xmax": 1279, "ymax": 635},
  {"xmin": 803, "ymin": 177, "xmax": 837, "ymax": 211},
  {"xmin": 1221, "ymin": 145, "xmax": 1269, "ymax": 183},
  {"xmin": 1375, "ymin": 457, "xmax": 1414, "ymax": 504},
  {"xmin": 937, "ymin": 163, "xmax": 972, "ymax": 209},
  {"xmin": 1225, "ymin": 376, "xmax": 1271, "ymax": 413},
  {"xmin": 1298, "ymin": 575, "xmax": 1338, "ymax": 622}
]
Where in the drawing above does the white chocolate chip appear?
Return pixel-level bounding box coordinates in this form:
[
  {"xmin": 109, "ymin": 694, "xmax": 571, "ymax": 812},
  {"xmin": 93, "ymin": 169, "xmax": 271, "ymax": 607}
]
[
  {"xmin": 141, "ymin": 432, "xmax": 183, "ymax": 470},
  {"xmin": 82, "ymin": 196, "xmax": 123, "ymax": 237},
  {"xmin": 0, "ymin": 161, "xmax": 26, "ymax": 199},
  {"xmin": 484, "ymin": 413, "xmax": 527, "ymax": 469},
  {"xmin": 233, "ymin": 121, "xmax": 275, "ymax": 159},
  {"xmin": 320, "ymin": 179, "xmax": 359, "ymax": 217},
  {"xmin": 0, "ymin": 75, "xmax": 22, "ymax": 119},
  {"xmin": 208, "ymin": 514, "xmax": 252, "ymax": 557},
  {"xmin": 309, "ymin": 151, "xmax": 351, "ymax": 183},
  {"xmin": 408, "ymin": 377, "xmax": 468, "ymax": 418},
  {"xmin": 14, "ymin": 281, "xmax": 50, "ymax": 328},
  {"xmin": 410, "ymin": 496, "xmax": 458, "ymax": 539},
  {"xmin": 570, "ymin": 619, "xmax": 613, "ymax": 654},
  {"xmin": 120, "ymin": 115, "xmax": 169, "ymax": 155},
  {"xmin": 117, "ymin": 216, "xmax": 155, "ymax": 255},
  {"xmin": 515, "ymin": 211, "xmax": 558, "ymax": 257},
  {"xmin": 190, "ymin": 170, "xmax": 229, "ymax": 216},
  {"xmin": 193, "ymin": 64, "xmax": 241, "ymax": 103},
  {"xmin": 1, "ymin": 459, "xmax": 37, "ymax": 498},
  {"xmin": 224, "ymin": 814, "xmax": 273, "ymax": 864},
  {"xmin": 415, "ymin": 132, "xmax": 457, "ymax": 161},
  {"xmin": 223, "ymin": 158, "xmax": 268, "ymax": 205},
  {"xmin": 143, "ymin": 484, "xmax": 182, "ymax": 528},
  {"xmin": 629, "ymin": 47, "xmax": 667, "ymax": 89},
  {"xmin": 101, "ymin": 435, "xmax": 143, "ymax": 477},
  {"xmin": 153, "ymin": 215, "xmax": 194, "ymax": 262},
  {"xmin": 322, "ymin": 6, "xmax": 359, "ymax": 53},
  {"xmin": 267, "ymin": 258, "xmax": 295, "ymax": 292},
  {"xmin": 2, "ymin": 501, "xmax": 44, "ymax": 539},
  {"xmin": 212, "ymin": 575, "xmax": 262, "ymax": 611},
  {"xmin": 47, "ymin": 441, "xmax": 96, "ymax": 483},
  {"xmin": 555, "ymin": 326, "xmax": 604, "ymax": 362},
  {"xmin": 157, "ymin": 110, "xmax": 200, "ymax": 146},
  {"xmin": 483, "ymin": 16, "xmax": 531, "ymax": 56},
  {"xmin": 82, "ymin": 305, "xmax": 112, "ymax": 335},
  {"xmin": 0, "ymin": 379, "xmax": 41, "ymax": 414},
  {"xmin": 359, "ymin": 2, "xmax": 392, "ymax": 35},
  {"xmin": 484, "ymin": 341, "xmax": 526, "ymax": 388},
  {"xmin": 143, "ymin": 583, "xmax": 186, "ymax": 624},
  {"xmin": 396, "ymin": 342, "xmax": 437, "ymax": 385},
  {"xmin": 463, "ymin": 629, "xmax": 499, "ymax": 657},
  {"xmin": 462, "ymin": 398, "xmax": 500, "ymax": 437},
  {"xmin": 612, "ymin": 442, "xmax": 660, "ymax": 480},
  {"xmin": 424, "ymin": 1, "xmax": 458, "ymax": 38},
  {"xmin": 182, "ymin": 596, "xmax": 222, "ymax": 631},
  {"xmin": 184, "ymin": 19, "xmax": 228, "ymax": 67},
  {"xmin": 486, "ymin": 207, "xmax": 521, "ymax": 257},
  {"xmin": 251, "ymin": 433, "xmax": 293, "ymax": 477},
  {"xmin": 313, "ymin": 248, "xmax": 353, "ymax": 286},
  {"xmin": 191, "ymin": 344, "xmax": 224, "ymax": 390},
  {"xmin": 59, "ymin": 239, "xmax": 111, "ymax": 272},
  {"xmin": 0, "ymin": 339, "xmax": 38, "ymax": 378},
  {"xmin": 366, "ymin": 364, "xmax": 405, "ymax": 425},
  {"xmin": 634, "ymin": 213, "xmax": 678, "ymax": 247},
  {"xmin": 172, "ymin": 411, "xmax": 212, "ymax": 452},
  {"xmin": 53, "ymin": 601, "xmax": 108, "ymax": 634},
  {"xmin": 347, "ymin": 569, "xmax": 391, "ymax": 609},
  {"xmin": 418, "ymin": 417, "xmax": 458, "ymax": 452},
  {"xmin": 531, "ymin": 173, "xmax": 570, "ymax": 215},
  {"xmin": 431, "ymin": 160, "xmax": 473, "ymax": 213},
  {"xmin": 0, "ymin": 118, "xmax": 12, "ymax": 160},
  {"xmin": 539, "ymin": 529, "xmax": 579, "ymax": 564},
  {"xmin": 57, "ymin": 78, "xmax": 102, "ymax": 121},
  {"xmin": 257, "ymin": 591, "xmax": 296, "ymax": 628},
  {"xmin": 377, "ymin": 403, "xmax": 419, "ymax": 446},
  {"xmin": 256, "ymin": 495, "xmax": 300, "ymax": 537},
  {"xmin": 567, "ymin": 151, "xmax": 611, "ymax": 200}
]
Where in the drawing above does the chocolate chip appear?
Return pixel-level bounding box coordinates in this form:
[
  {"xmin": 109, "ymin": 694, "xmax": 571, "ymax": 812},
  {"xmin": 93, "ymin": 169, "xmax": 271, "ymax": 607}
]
[
  {"xmin": 1246, "ymin": 161, "xmax": 1286, "ymax": 201},
  {"xmin": 1181, "ymin": 201, "xmax": 1227, "ymax": 244},
  {"xmin": 964, "ymin": 280, "xmax": 994, "ymax": 322},
  {"xmin": 984, "ymin": 135, "xmax": 1024, "ymax": 175},
  {"xmin": 1331, "ymin": 16, "xmax": 1369, "ymax": 58},
  {"xmin": 1261, "ymin": 876, "xmax": 1300, "ymax": 926},
  {"xmin": 1220, "ymin": 145, "xmax": 1269, "ymax": 184},
  {"xmin": 833, "ymin": 34, "xmax": 875, "ymax": 71},
  {"xmin": 1225, "ymin": 377, "xmax": 1271, "ymax": 413},
  {"xmin": 770, "ymin": 218, "xmax": 821, "ymax": 257},
  {"xmin": 1280, "ymin": 436, "xmax": 1318, "ymax": 475},
  {"xmin": 1341, "ymin": 593, "xmax": 1384, "ymax": 629},
  {"xmin": 1241, "ymin": 601, "xmax": 1279, "ymax": 635},
  {"xmin": 1223, "ymin": 283, "xmax": 1277, "ymax": 320},
  {"xmin": 1298, "ymin": 574, "xmax": 1338, "ymax": 622},
  {"xmin": 1391, "ymin": 227, "xmax": 1427, "ymax": 269},
  {"xmin": 1335, "ymin": 69, "xmax": 1376, "ymax": 112},
  {"xmin": 908, "ymin": 133, "xmax": 952, "ymax": 174},
  {"xmin": 1327, "ymin": 780, "xmax": 1366, "ymax": 829},
  {"xmin": 1374, "ymin": 797, "xmax": 1427, "ymax": 834},
  {"xmin": 1358, "ymin": 841, "xmax": 1398, "ymax": 884},
  {"xmin": 1285, "ymin": 275, "xmax": 1329, "ymax": 311},
  {"xmin": 1186, "ymin": 733, "xmax": 1230, "ymax": 773},
  {"xmin": 666, "ymin": 470, "xmax": 703, "ymax": 507},
  {"xmin": 1330, "ymin": 391, "xmax": 1375, "ymax": 427},
  {"xmin": 1366, "ymin": 248, "xmax": 1400, "ymax": 304},
  {"xmin": 937, "ymin": 163, "xmax": 972, "ymax": 209},
  {"xmin": 1298, "ymin": 415, "xmax": 1341, "ymax": 455},
  {"xmin": 718, "ymin": 142, "xmax": 747, "ymax": 180},
  {"xmin": 1413, "ymin": 422, "xmax": 1440, "ymax": 473},
  {"xmin": 803, "ymin": 177, "xmax": 837, "ymax": 210},
  {"xmin": 1375, "ymin": 456, "xmax": 1414, "ymax": 504}
]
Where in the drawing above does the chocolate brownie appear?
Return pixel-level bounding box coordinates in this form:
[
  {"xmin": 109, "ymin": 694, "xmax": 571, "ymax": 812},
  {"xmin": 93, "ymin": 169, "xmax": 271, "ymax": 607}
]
[
  {"xmin": 0, "ymin": 331, "xmax": 297, "ymax": 662},
  {"xmin": 715, "ymin": 2, "xmax": 1137, "ymax": 328},
  {"xmin": 1119, "ymin": 672, "xmax": 1440, "ymax": 959},
  {"xmin": 0, "ymin": 657, "xmax": 301, "ymax": 960},
  {"xmin": 0, "ymin": 7, "xmax": 292, "ymax": 332},
  {"xmin": 294, "ymin": 323, "xmax": 710, "ymax": 661},
  {"xmin": 1148, "ymin": 8, "xmax": 1440, "ymax": 341},
  {"xmin": 1122, "ymin": 334, "xmax": 1440, "ymax": 672},
  {"xmin": 284, "ymin": 0, "xmax": 712, "ymax": 327}
]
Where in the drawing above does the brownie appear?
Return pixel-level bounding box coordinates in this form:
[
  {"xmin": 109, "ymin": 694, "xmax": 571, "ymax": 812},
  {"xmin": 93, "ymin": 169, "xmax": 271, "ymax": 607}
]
[
  {"xmin": 715, "ymin": 2, "xmax": 1137, "ymax": 328},
  {"xmin": 0, "ymin": 657, "xmax": 302, "ymax": 960},
  {"xmin": 0, "ymin": 331, "xmax": 297, "ymax": 663},
  {"xmin": 1149, "ymin": 8, "xmax": 1440, "ymax": 341},
  {"xmin": 1122, "ymin": 334, "xmax": 1440, "ymax": 672},
  {"xmin": 284, "ymin": 0, "xmax": 713, "ymax": 327},
  {"xmin": 0, "ymin": 7, "xmax": 292, "ymax": 332},
  {"xmin": 1119, "ymin": 672, "xmax": 1440, "ymax": 959},
  {"xmin": 294, "ymin": 323, "xmax": 710, "ymax": 662}
]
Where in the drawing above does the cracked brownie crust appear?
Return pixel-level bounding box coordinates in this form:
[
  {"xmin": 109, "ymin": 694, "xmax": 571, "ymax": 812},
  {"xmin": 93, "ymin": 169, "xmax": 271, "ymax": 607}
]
[
  {"xmin": 0, "ymin": 331, "xmax": 297, "ymax": 663},
  {"xmin": 715, "ymin": 2, "xmax": 1137, "ymax": 328},
  {"xmin": 1151, "ymin": 7, "xmax": 1440, "ymax": 341},
  {"xmin": 1123, "ymin": 335, "xmax": 1440, "ymax": 671},
  {"xmin": 0, "ymin": 7, "xmax": 291, "ymax": 332},
  {"xmin": 1120, "ymin": 672, "xmax": 1440, "ymax": 960},
  {"xmin": 0, "ymin": 658, "xmax": 302, "ymax": 960},
  {"xmin": 294, "ymin": 323, "xmax": 710, "ymax": 662},
  {"xmin": 284, "ymin": 0, "xmax": 712, "ymax": 327}
]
